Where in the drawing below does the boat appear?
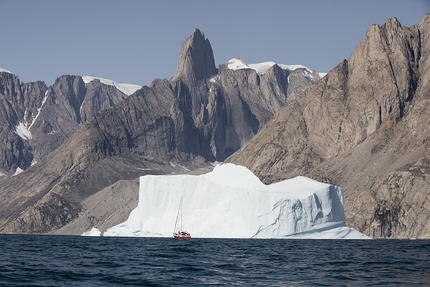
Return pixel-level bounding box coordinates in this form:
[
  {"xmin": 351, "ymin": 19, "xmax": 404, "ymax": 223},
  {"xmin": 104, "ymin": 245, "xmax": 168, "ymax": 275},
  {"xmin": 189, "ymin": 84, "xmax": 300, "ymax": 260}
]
[{"xmin": 173, "ymin": 196, "xmax": 191, "ymax": 239}]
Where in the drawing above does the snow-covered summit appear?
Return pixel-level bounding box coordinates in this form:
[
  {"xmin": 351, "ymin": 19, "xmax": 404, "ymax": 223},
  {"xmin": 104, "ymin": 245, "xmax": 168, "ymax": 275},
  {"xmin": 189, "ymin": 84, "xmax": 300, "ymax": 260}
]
[
  {"xmin": 82, "ymin": 75, "xmax": 141, "ymax": 96},
  {"xmin": 102, "ymin": 163, "xmax": 370, "ymax": 239},
  {"xmin": 227, "ymin": 57, "xmax": 319, "ymax": 77},
  {"xmin": 0, "ymin": 68, "xmax": 13, "ymax": 74}
]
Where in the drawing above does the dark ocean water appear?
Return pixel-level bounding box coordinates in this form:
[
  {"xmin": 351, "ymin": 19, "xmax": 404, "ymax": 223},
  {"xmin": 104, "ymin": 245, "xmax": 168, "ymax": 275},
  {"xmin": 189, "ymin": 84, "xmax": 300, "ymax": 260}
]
[{"xmin": 0, "ymin": 235, "xmax": 429, "ymax": 286}]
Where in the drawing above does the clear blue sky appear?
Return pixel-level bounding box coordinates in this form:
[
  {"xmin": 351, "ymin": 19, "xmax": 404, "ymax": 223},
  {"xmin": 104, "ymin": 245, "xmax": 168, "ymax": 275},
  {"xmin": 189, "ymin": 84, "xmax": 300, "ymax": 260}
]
[{"xmin": 1, "ymin": 0, "xmax": 428, "ymax": 86}]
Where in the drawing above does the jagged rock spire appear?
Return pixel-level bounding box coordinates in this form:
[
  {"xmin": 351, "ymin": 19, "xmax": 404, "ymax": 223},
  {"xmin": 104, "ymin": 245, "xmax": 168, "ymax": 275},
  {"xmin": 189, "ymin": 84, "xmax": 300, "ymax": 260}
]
[{"xmin": 172, "ymin": 29, "xmax": 217, "ymax": 83}]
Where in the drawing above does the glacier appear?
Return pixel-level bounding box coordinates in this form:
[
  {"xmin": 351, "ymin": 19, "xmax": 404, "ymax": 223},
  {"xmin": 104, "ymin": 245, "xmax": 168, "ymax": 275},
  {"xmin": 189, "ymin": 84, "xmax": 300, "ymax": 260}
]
[{"xmin": 102, "ymin": 164, "xmax": 369, "ymax": 239}]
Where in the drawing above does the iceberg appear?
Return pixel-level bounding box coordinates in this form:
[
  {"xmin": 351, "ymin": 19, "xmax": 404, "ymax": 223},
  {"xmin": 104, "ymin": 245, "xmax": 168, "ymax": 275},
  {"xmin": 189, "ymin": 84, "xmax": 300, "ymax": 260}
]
[
  {"xmin": 104, "ymin": 164, "xmax": 370, "ymax": 239},
  {"xmin": 81, "ymin": 227, "xmax": 102, "ymax": 236}
]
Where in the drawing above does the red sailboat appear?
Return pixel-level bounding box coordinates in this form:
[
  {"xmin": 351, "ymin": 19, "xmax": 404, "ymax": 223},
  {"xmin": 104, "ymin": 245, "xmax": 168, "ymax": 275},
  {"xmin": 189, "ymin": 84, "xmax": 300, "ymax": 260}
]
[{"xmin": 173, "ymin": 196, "xmax": 191, "ymax": 239}]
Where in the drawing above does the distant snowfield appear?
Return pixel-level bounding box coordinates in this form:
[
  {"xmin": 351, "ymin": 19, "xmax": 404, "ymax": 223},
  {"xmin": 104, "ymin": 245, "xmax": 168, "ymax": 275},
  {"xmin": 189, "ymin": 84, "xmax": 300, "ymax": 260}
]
[
  {"xmin": 82, "ymin": 76, "xmax": 142, "ymax": 96},
  {"xmin": 95, "ymin": 164, "xmax": 370, "ymax": 239},
  {"xmin": 226, "ymin": 57, "xmax": 325, "ymax": 79}
]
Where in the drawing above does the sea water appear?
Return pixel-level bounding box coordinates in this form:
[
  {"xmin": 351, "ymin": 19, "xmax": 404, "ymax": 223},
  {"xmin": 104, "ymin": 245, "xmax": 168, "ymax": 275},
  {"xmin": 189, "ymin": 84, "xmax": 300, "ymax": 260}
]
[{"xmin": 1, "ymin": 235, "xmax": 429, "ymax": 286}]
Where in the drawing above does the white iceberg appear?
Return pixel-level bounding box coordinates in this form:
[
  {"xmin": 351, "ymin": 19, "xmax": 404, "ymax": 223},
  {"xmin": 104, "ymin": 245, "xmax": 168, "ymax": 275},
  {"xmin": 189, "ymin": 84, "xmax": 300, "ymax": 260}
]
[
  {"xmin": 104, "ymin": 163, "xmax": 370, "ymax": 239},
  {"xmin": 81, "ymin": 227, "xmax": 102, "ymax": 236}
]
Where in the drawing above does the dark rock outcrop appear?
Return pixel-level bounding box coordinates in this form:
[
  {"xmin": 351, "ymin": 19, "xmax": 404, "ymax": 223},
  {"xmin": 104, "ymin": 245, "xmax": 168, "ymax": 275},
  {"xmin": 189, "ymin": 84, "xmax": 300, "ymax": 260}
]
[{"xmin": 227, "ymin": 15, "xmax": 430, "ymax": 238}]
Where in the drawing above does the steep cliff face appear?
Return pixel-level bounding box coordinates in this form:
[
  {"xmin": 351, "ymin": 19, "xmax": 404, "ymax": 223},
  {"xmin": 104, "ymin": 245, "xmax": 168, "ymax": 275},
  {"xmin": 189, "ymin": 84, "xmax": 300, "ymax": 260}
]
[
  {"xmin": 227, "ymin": 15, "xmax": 430, "ymax": 238},
  {"xmin": 0, "ymin": 29, "xmax": 320, "ymax": 234},
  {"xmin": 29, "ymin": 75, "xmax": 129, "ymax": 163},
  {"xmin": 0, "ymin": 73, "xmax": 132, "ymax": 180},
  {"xmin": 0, "ymin": 71, "xmax": 47, "ymax": 175}
]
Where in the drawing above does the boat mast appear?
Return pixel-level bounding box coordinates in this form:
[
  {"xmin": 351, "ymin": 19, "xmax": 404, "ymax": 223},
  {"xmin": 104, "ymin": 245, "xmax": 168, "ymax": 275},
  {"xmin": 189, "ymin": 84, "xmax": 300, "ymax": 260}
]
[
  {"xmin": 180, "ymin": 199, "xmax": 183, "ymax": 231},
  {"xmin": 173, "ymin": 196, "xmax": 182, "ymax": 234}
]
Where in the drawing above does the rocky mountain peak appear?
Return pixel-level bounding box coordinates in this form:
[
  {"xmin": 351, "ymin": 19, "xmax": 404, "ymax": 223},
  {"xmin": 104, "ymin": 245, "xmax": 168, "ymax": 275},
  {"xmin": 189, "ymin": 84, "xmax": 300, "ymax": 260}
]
[
  {"xmin": 171, "ymin": 28, "xmax": 217, "ymax": 83},
  {"xmin": 363, "ymin": 17, "xmax": 405, "ymax": 49},
  {"xmin": 384, "ymin": 17, "xmax": 401, "ymax": 30},
  {"xmin": 420, "ymin": 13, "xmax": 430, "ymax": 26}
]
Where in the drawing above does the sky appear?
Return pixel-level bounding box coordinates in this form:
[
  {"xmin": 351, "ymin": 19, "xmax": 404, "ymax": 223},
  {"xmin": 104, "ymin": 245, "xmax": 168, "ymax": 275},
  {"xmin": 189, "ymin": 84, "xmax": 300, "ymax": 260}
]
[{"xmin": 1, "ymin": 0, "xmax": 429, "ymax": 86}]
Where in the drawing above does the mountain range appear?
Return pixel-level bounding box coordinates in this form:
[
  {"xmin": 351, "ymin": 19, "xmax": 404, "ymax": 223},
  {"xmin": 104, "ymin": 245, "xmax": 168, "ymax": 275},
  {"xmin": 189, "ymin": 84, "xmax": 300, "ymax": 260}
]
[
  {"xmin": 0, "ymin": 29, "xmax": 320, "ymax": 234},
  {"xmin": 2, "ymin": 13, "xmax": 429, "ymax": 238}
]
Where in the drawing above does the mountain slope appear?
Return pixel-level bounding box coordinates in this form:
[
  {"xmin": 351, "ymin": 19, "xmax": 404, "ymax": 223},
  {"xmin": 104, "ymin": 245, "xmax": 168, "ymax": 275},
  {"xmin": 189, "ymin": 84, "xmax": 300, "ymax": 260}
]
[{"xmin": 227, "ymin": 15, "xmax": 430, "ymax": 238}]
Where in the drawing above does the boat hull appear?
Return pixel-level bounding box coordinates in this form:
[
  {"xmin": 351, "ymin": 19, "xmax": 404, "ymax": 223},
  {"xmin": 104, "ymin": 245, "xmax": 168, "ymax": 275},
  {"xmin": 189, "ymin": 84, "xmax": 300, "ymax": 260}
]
[{"xmin": 173, "ymin": 235, "xmax": 191, "ymax": 239}]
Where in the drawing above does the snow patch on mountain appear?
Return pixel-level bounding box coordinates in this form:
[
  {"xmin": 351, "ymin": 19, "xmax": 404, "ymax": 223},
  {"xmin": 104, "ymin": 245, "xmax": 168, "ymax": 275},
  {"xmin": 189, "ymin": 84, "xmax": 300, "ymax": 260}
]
[
  {"xmin": 15, "ymin": 122, "xmax": 32, "ymax": 140},
  {"xmin": 82, "ymin": 76, "xmax": 141, "ymax": 96},
  {"xmin": 29, "ymin": 92, "xmax": 49, "ymax": 129},
  {"xmin": 209, "ymin": 75, "xmax": 219, "ymax": 83},
  {"xmin": 0, "ymin": 68, "xmax": 13, "ymax": 74},
  {"xmin": 13, "ymin": 167, "xmax": 24, "ymax": 176},
  {"xmin": 102, "ymin": 164, "xmax": 370, "ymax": 239},
  {"xmin": 227, "ymin": 58, "xmax": 320, "ymax": 78}
]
